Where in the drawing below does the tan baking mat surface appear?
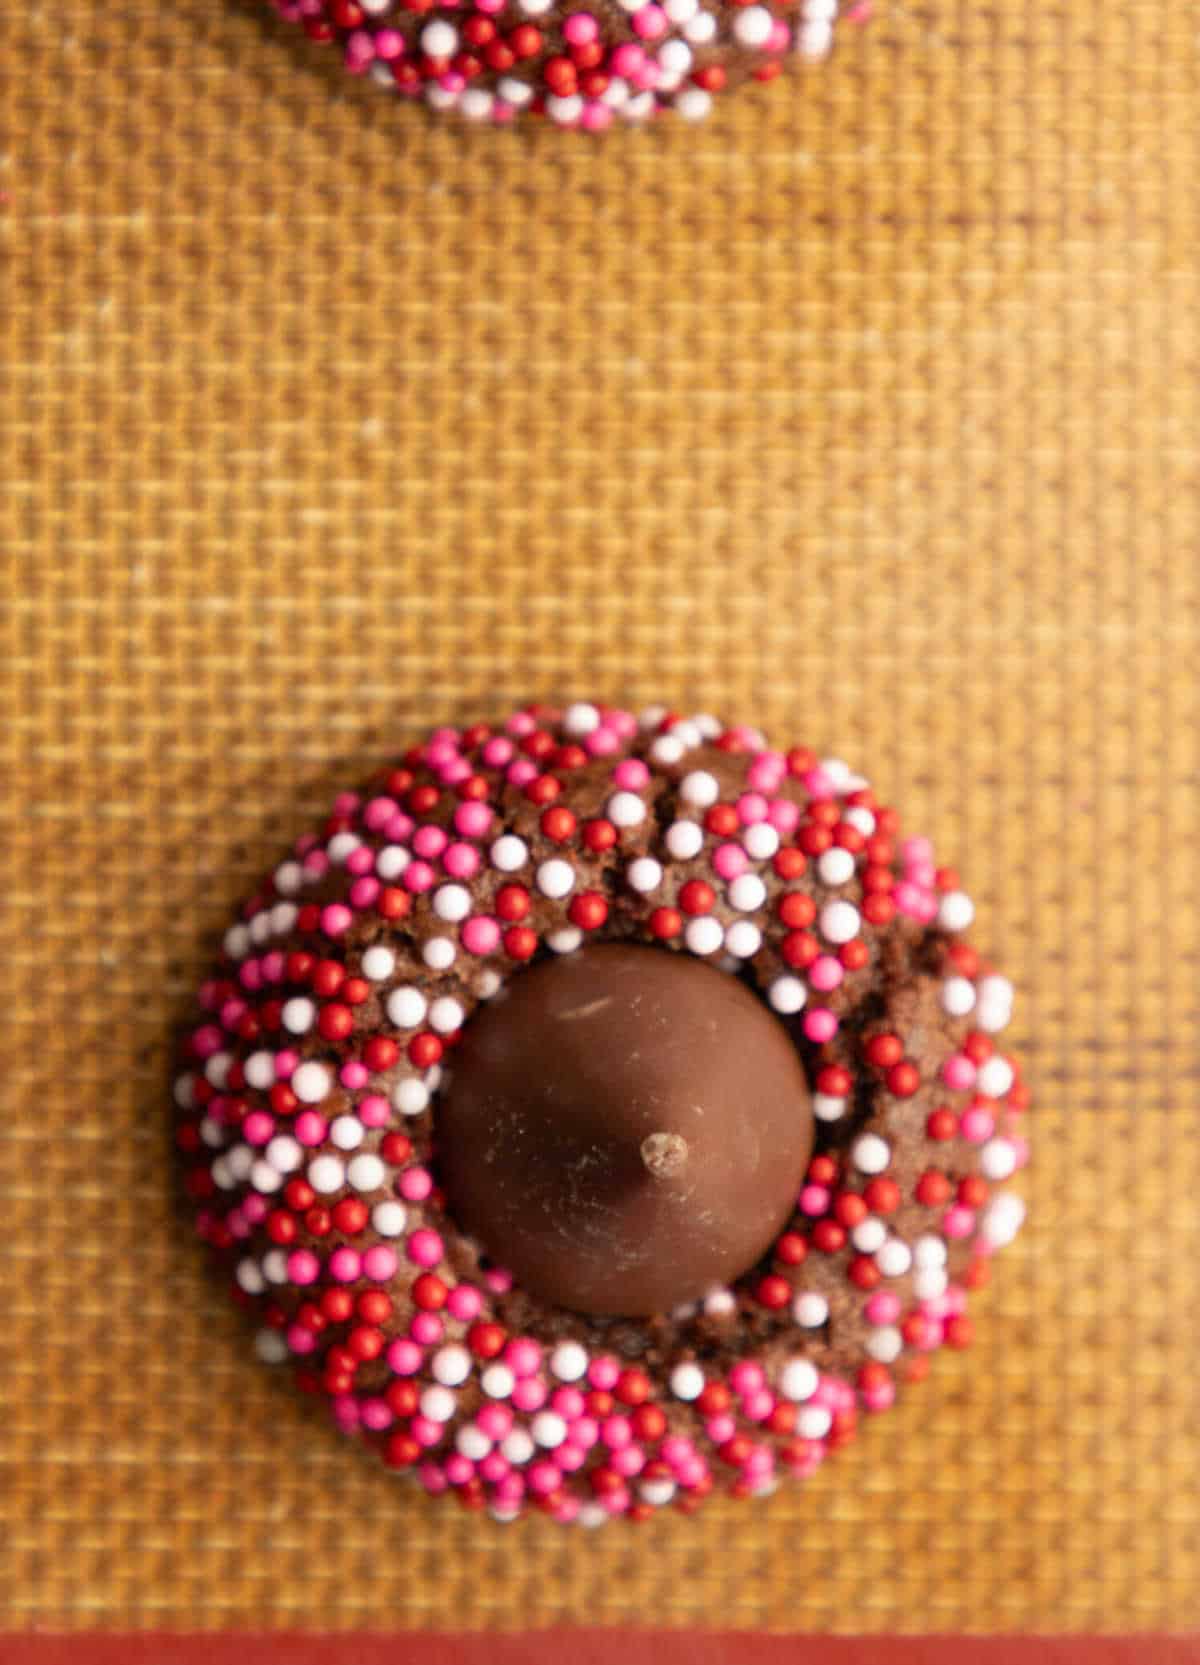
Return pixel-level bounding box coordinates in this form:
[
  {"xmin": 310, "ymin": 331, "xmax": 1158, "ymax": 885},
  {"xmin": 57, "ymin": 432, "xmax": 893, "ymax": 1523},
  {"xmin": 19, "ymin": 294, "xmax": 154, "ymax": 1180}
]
[{"xmin": 2, "ymin": 0, "xmax": 1199, "ymax": 1635}]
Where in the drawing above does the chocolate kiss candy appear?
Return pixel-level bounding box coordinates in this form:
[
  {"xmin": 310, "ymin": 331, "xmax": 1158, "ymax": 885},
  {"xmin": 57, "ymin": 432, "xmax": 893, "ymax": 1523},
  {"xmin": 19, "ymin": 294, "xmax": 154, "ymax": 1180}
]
[{"xmin": 437, "ymin": 943, "xmax": 814, "ymax": 1316}]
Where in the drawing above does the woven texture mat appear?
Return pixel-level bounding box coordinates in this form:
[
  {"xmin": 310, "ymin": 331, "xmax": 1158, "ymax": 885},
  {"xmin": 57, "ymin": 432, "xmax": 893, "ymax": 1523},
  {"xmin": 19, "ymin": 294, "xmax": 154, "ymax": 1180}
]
[{"xmin": 2, "ymin": 0, "xmax": 1199, "ymax": 1635}]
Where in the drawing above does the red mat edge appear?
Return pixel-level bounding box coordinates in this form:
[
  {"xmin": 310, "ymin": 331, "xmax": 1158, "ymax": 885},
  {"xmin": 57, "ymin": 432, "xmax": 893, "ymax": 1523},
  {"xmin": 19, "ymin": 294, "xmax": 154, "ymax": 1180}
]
[{"xmin": 4, "ymin": 1636, "xmax": 1200, "ymax": 1664}]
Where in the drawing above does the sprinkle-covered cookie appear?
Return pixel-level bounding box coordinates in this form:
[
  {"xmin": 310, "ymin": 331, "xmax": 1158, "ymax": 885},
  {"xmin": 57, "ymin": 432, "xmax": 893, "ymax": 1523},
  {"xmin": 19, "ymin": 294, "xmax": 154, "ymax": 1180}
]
[
  {"xmin": 175, "ymin": 703, "xmax": 1028, "ymax": 1524},
  {"xmin": 264, "ymin": 0, "xmax": 868, "ymax": 127}
]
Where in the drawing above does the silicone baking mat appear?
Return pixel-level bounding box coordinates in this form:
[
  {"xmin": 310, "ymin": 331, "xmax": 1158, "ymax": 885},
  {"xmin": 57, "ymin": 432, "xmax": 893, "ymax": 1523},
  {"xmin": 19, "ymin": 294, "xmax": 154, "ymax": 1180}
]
[{"xmin": 2, "ymin": 0, "xmax": 1198, "ymax": 1636}]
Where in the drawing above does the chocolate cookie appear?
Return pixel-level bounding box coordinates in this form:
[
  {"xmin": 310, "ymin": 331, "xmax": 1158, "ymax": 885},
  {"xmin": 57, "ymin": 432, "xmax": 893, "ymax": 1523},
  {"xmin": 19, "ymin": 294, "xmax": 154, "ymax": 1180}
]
[
  {"xmin": 263, "ymin": 0, "xmax": 863, "ymax": 128},
  {"xmin": 175, "ymin": 702, "xmax": 1029, "ymax": 1524}
]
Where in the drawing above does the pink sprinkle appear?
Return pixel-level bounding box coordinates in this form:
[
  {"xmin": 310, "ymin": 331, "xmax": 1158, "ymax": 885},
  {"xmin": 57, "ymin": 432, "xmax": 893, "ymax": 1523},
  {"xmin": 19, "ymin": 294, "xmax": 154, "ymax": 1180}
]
[
  {"xmin": 242, "ymin": 1193, "xmax": 268, "ymax": 1224},
  {"xmin": 454, "ymin": 801, "xmax": 493, "ymax": 838},
  {"xmin": 804, "ymin": 1008, "xmax": 839, "ymax": 1043},
  {"xmin": 942, "ymin": 1205, "xmax": 976, "ymax": 1239},
  {"xmin": 190, "ymin": 1025, "xmax": 223, "ymax": 1060},
  {"xmin": 359, "ymin": 1094, "xmax": 390, "ymax": 1128},
  {"xmin": 713, "ymin": 843, "xmax": 748, "ymax": 880},
  {"xmin": 363, "ymin": 1245, "xmax": 398, "ymax": 1281},
  {"xmin": 601, "ymin": 1487, "xmax": 630, "ymax": 1516},
  {"xmin": 406, "ymin": 1229, "xmax": 444, "ymax": 1268},
  {"xmin": 442, "ymin": 841, "xmax": 479, "ymax": 879},
  {"xmin": 602, "ymin": 1416, "xmax": 632, "ymax": 1450},
  {"xmin": 444, "ymin": 1455, "xmax": 474, "ymax": 1486},
  {"xmin": 505, "ymin": 1338, "xmax": 542, "ymax": 1378},
  {"xmin": 412, "ymin": 1417, "xmax": 443, "ymax": 1449},
  {"xmin": 399, "ymin": 1167, "xmax": 433, "ymax": 1201},
  {"xmin": 446, "ymin": 1284, "xmax": 483, "ymax": 1321},
  {"xmin": 608, "ymin": 708, "xmax": 638, "ymax": 738},
  {"xmin": 425, "ymin": 740, "xmax": 458, "ymax": 768},
  {"xmin": 321, "ymin": 903, "xmax": 353, "ymax": 936},
  {"xmin": 219, "ymin": 999, "xmax": 247, "ymax": 1031},
  {"xmin": 903, "ymin": 836, "xmax": 933, "ymax": 864},
  {"xmin": 303, "ymin": 851, "xmax": 330, "ymax": 879},
  {"xmin": 331, "ymin": 1403, "xmax": 359, "ymax": 1435},
  {"xmin": 294, "ymin": 1111, "xmax": 326, "ymax": 1146},
  {"xmin": 348, "ymin": 877, "xmax": 380, "ymax": 910},
  {"xmin": 287, "ymin": 1325, "xmax": 316, "ymax": 1354},
  {"xmin": 730, "ymin": 1362, "xmax": 765, "ymax": 1396},
  {"xmin": 332, "ymin": 792, "xmax": 359, "ymax": 815},
  {"xmin": 661, "ymin": 1436, "xmax": 691, "ymax": 1468},
  {"xmin": 243, "ymin": 1111, "xmax": 274, "ymax": 1146},
  {"xmin": 768, "ymin": 18, "xmax": 789, "ymax": 50},
  {"xmin": 262, "ymin": 951, "xmax": 285, "ymax": 981},
  {"xmin": 610, "ymin": 42, "xmax": 644, "ymax": 75},
  {"xmin": 865, "ymin": 1291, "xmax": 901, "ymax": 1324},
  {"xmin": 387, "ymin": 1338, "xmax": 422, "ymax": 1375},
  {"xmin": 462, "ymin": 916, "xmax": 501, "ymax": 956},
  {"xmin": 505, "ymin": 711, "xmax": 537, "ymax": 738},
  {"xmin": 612, "ymin": 757, "xmax": 650, "ymax": 790},
  {"xmin": 339, "ymin": 1061, "xmax": 368, "ymax": 1090},
  {"xmin": 960, "ymin": 1106, "xmax": 994, "ymax": 1143},
  {"xmin": 506, "ymin": 759, "xmax": 539, "ymax": 788},
  {"xmin": 528, "ymin": 1462, "xmax": 560, "ymax": 1496},
  {"xmin": 799, "ymin": 1184, "xmax": 830, "ymax": 1217},
  {"xmin": 274, "ymin": 1048, "xmax": 298, "ymax": 1078},
  {"xmin": 562, "ymin": 9, "xmax": 598, "ymax": 43},
  {"xmin": 736, "ymin": 791, "xmax": 769, "ymax": 825},
  {"xmin": 477, "ymin": 1404, "xmax": 512, "ymax": 1441},
  {"xmin": 580, "ymin": 102, "xmax": 613, "ymax": 133},
  {"xmin": 555, "ymin": 1443, "xmax": 587, "ymax": 1472},
  {"xmin": 484, "ymin": 1267, "xmax": 513, "ymax": 1294},
  {"xmin": 361, "ymin": 1398, "xmax": 393, "ymax": 1431},
  {"xmin": 413, "ymin": 825, "xmax": 448, "ymax": 860},
  {"xmin": 495, "ymin": 1473, "xmax": 525, "ymax": 1504},
  {"xmin": 287, "ymin": 1249, "xmax": 320, "ymax": 1286},
  {"xmin": 410, "ymin": 1312, "xmax": 443, "ymax": 1346},
  {"xmin": 482, "ymin": 737, "xmax": 514, "ymax": 767},
  {"xmin": 345, "ymin": 847, "xmax": 374, "ymax": 878},
  {"xmin": 479, "ymin": 1451, "xmax": 509, "ymax": 1482},
  {"xmin": 768, "ymin": 799, "xmax": 801, "ymax": 833},
  {"xmin": 329, "ymin": 1247, "xmax": 362, "ymax": 1283},
  {"xmin": 384, "ymin": 812, "xmax": 414, "ymax": 842},
  {"xmin": 364, "ymin": 797, "xmax": 398, "ymax": 831},
  {"xmin": 612, "ymin": 1445, "xmax": 644, "ymax": 1477},
  {"xmin": 551, "ymin": 1387, "xmax": 585, "ymax": 1419},
  {"xmin": 585, "ymin": 728, "xmax": 620, "ymax": 757},
  {"xmin": 588, "ymin": 1355, "xmax": 620, "ymax": 1391},
  {"xmin": 571, "ymin": 1416, "xmax": 599, "ymax": 1450},
  {"xmin": 743, "ymin": 1390, "xmax": 774, "ymax": 1423},
  {"xmin": 808, "ymin": 954, "xmax": 844, "ymax": 992},
  {"xmin": 706, "ymin": 1415, "xmax": 736, "ymax": 1444},
  {"xmin": 402, "ymin": 860, "xmax": 436, "ymax": 894},
  {"xmin": 943, "ymin": 1055, "xmax": 977, "ymax": 1091},
  {"xmin": 419, "ymin": 1462, "xmax": 448, "ymax": 1494},
  {"xmin": 238, "ymin": 962, "xmax": 262, "ymax": 992}
]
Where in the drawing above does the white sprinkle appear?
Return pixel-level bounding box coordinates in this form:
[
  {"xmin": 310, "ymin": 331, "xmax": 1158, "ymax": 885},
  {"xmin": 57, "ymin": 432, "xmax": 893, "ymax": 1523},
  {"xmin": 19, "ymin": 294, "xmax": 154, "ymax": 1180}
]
[
  {"xmin": 977, "ymin": 1056, "xmax": 1015, "ymax": 1098},
  {"xmin": 546, "ymin": 93, "xmax": 584, "ymax": 124},
  {"xmin": 550, "ymin": 1342, "xmax": 588, "ymax": 1382},
  {"xmin": 243, "ymin": 1051, "xmax": 276, "ymax": 1089},
  {"xmin": 387, "ymin": 987, "xmax": 427, "ymax": 1029},
  {"xmin": 852, "ymin": 1133, "xmax": 890, "ymax": 1174},
  {"xmin": 477, "ymin": 969, "xmax": 503, "ymax": 999},
  {"xmin": 372, "ymin": 1201, "xmax": 408, "ymax": 1237},
  {"xmin": 532, "ymin": 1411, "xmax": 568, "ymax": 1449},
  {"xmin": 423, "ymin": 937, "xmax": 456, "ymax": 971},
  {"xmin": 665, "ymin": 820, "xmax": 704, "ymax": 860},
  {"xmin": 793, "ymin": 1292, "xmax": 828, "ymax": 1328},
  {"xmin": 360, "ymin": 945, "xmax": 395, "ymax": 982},
  {"xmin": 818, "ymin": 847, "xmax": 856, "ymax": 887},
  {"xmin": 657, "ymin": 37, "xmax": 692, "ymax": 74},
  {"xmin": 270, "ymin": 902, "xmax": 297, "ymax": 936},
  {"xmin": 173, "ymin": 1075, "xmax": 196, "ymax": 1110},
  {"xmin": 578, "ymin": 1502, "xmax": 609, "ymax": 1527},
  {"xmin": 941, "ymin": 976, "xmax": 977, "ymax": 1017},
  {"xmin": 820, "ymin": 900, "xmax": 861, "ymax": 944},
  {"xmin": 420, "ymin": 17, "xmax": 457, "ymax": 54},
  {"xmin": 813, "ymin": 1093, "xmax": 847, "ymax": 1122},
  {"xmin": 490, "ymin": 835, "xmax": 528, "ymax": 873},
  {"xmin": 459, "ymin": 88, "xmax": 494, "ymax": 121},
  {"xmin": 938, "ymin": 890, "xmax": 975, "ymax": 932},
  {"xmin": 684, "ymin": 916, "xmax": 723, "ymax": 956},
  {"xmin": 501, "ymin": 1428, "xmax": 534, "ymax": 1463},
  {"xmin": 307, "ymin": 1154, "xmax": 344, "ymax": 1194},
  {"xmin": 650, "ymin": 735, "xmax": 685, "ymax": 765},
  {"xmin": 249, "ymin": 913, "xmax": 272, "ymax": 946},
  {"xmin": 292, "ymin": 1062, "xmax": 332, "ymax": 1104},
  {"xmin": 851, "ymin": 1218, "xmax": 887, "ymax": 1254},
  {"xmin": 548, "ymin": 927, "xmax": 583, "ymax": 954},
  {"xmin": 223, "ymin": 924, "xmax": 250, "ymax": 961},
  {"xmin": 779, "ymin": 1358, "xmax": 818, "ymax": 1402},
  {"xmin": 393, "ymin": 1077, "xmax": 430, "ymax": 1117},
  {"xmin": 236, "ymin": 1258, "xmax": 266, "ymax": 1294},
  {"xmin": 563, "ymin": 702, "xmax": 601, "ymax": 736},
  {"xmin": 768, "ymin": 976, "xmax": 807, "ymax": 1015},
  {"xmin": 664, "ymin": 0, "xmax": 697, "ymax": 17},
  {"xmin": 866, "ymin": 1326, "xmax": 902, "ymax": 1363},
  {"xmin": 282, "ymin": 997, "xmax": 317, "ymax": 1035},
  {"xmin": 674, "ymin": 86, "xmax": 712, "ymax": 120},
  {"xmin": 913, "ymin": 1235, "xmax": 948, "ymax": 1269},
  {"xmin": 733, "ymin": 4, "xmax": 772, "ymax": 45},
  {"xmin": 376, "ymin": 845, "xmax": 410, "ymax": 880},
  {"xmin": 261, "ymin": 1249, "xmax": 288, "ymax": 1284},
  {"xmin": 844, "ymin": 806, "xmax": 875, "ymax": 836},
  {"xmin": 433, "ymin": 884, "xmax": 471, "ymax": 923},
  {"xmin": 327, "ymin": 832, "xmax": 361, "ymax": 865},
  {"xmin": 273, "ymin": 860, "xmax": 303, "ymax": 895},
  {"xmin": 680, "ymin": 770, "xmax": 720, "ymax": 808},
  {"xmin": 796, "ymin": 1405, "xmax": 832, "ymax": 1440},
  {"xmin": 724, "ymin": 921, "xmax": 762, "ymax": 959},
  {"xmin": 497, "ymin": 76, "xmax": 534, "ymax": 106},
  {"xmin": 728, "ymin": 873, "xmax": 766, "ymax": 912},
  {"xmin": 913, "ymin": 1266, "xmax": 948, "ymax": 1301},
  {"xmin": 420, "ymin": 1385, "xmax": 456, "ymax": 1422},
  {"xmin": 981, "ymin": 1193, "xmax": 1025, "ymax": 1248},
  {"xmin": 429, "ymin": 997, "xmax": 465, "ymax": 1034},
  {"xmin": 433, "ymin": 1345, "xmax": 472, "ymax": 1387},
  {"xmin": 743, "ymin": 822, "xmax": 779, "ymax": 860},
  {"xmin": 797, "ymin": 18, "xmax": 834, "ymax": 58},
  {"xmin": 266, "ymin": 1135, "xmax": 302, "ymax": 1173},
  {"xmin": 347, "ymin": 1154, "xmax": 385, "ymax": 1193},
  {"xmin": 204, "ymin": 1052, "xmax": 231, "ymax": 1089},
  {"xmin": 482, "ymin": 1364, "xmax": 515, "ymax": 1399},
  {"xmin": 669, "ymin": 1362, "xmax": 705, "ymax": 1401},
  {"xmin": 255, "ymin": 1328, "xmax": 289, "ymax": 1363},
  {"xmin": 607, "ymin": 791, "xmax": 647, "ymax": 829},
  {"xmin": 457, "ymin": 1426, "xmax": 492, "ymax": 1461},
  {"xmin": 330, "ymin": 1116, "xmax": 364, "ymax": 1151},
  {"xmin": 703, "ymin": 1289, "xmax": 736, "ymax": 1317},
  {"xmin": 627, "ymin": 857, "xmax": 663, "ymax": 893},
  {"xmin": 199, "ymin": 1116, "xmax": 223, "ymax": 1148},
  {"xmin": 981, "ymin": 1138, "xmax": 1018, "ymax": 1180},
  {"xmin": 536, "ymin": 859, "xmax": 575, "ymax": 899},
  {"xmin": 639, "ymin": 1479, "xmax": 676, "ymax": 1507},
  {"xmin": 876, "ymin": 1238, "xmax": 912, "ymax": 1277}
]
